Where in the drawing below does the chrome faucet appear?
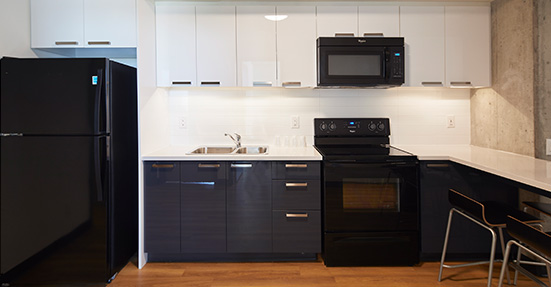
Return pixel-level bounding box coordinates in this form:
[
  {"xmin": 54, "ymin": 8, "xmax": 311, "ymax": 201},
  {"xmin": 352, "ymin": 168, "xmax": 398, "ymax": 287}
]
[{"xmin": 225, "ymin": 132, "xmax": 242, "ymax": 149}]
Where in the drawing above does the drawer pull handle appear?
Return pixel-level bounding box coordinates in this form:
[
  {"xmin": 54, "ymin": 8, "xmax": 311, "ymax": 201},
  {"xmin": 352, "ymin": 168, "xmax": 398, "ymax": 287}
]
[
  {"xmin": 253, "ymin": 81, "xmax": 272, "ymax": 87},
  {"xmin": 152, "ymin": 163, "xmax": 174, "ymax": 168},
  {"xmin": 285, "ymin": 164, "xmax": 307, "ymax": 168},
  {"xmin": 450, "ymin": 81, "xmax": 472, "ymax": 86},
  {"xmin": 231, "ymin": 163, "xmax": 253, "ymax": 168},
  {"xmin": 421, "ymin": 81, "xmax": 443, "ymax": 85},
  {"xmin": 172, "ymin": 81, "xmax": 192, "ymax": 85},
  {"xmin": 286, "ymin": 213, "xmax": 308, "ymax": 218},
  {"xmin": 88, "ymin": 41, "xmax": 111, "ymax": 45},
  {"xmin": 335, "ymin": 33, "xmax": 355, "ymax": 37},
  {"xmin": 198, "ymin": 163, "xmax": 221, "ymax": 168},
  {"xmin": 363, "ymin": 32, "xmax": 384, "ymax": 37},
  {"xmin": 55, "ymin": 41, "xmax": 78, "ymax": 45},
  {"xmin": 286, "ymin": 183, "xmax": 308, "ymax": 188},
  {"xmin": 282, "ymin": 81, "xmax": 301, "ymax": 87},
  {"xmin": 426, "ymin": 163, "xmax": 450, "ymax": 168},
  {"xmin": 201, "ymin": 81, "xmax": 221, "ymax": 86}
]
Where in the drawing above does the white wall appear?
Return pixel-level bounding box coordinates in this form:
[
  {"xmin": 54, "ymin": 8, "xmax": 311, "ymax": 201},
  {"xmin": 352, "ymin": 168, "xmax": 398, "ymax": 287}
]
[
  {"xmin": 151, "ymin": 87, "xmax": 471, "ymax": 150},
  {"xmin": 0, "ymin": 0, "xmax": 36, "ymax": 58}
]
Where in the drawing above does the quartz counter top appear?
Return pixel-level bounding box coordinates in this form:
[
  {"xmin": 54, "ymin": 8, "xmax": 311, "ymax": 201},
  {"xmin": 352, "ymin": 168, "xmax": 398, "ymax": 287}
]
[
  {"xmin": 396, "ymin": 144, "xmax": 551, "ymax": 193},
  {"xmin": 142, "ymin": 145, "xmax": 323, "ymax": 161}
]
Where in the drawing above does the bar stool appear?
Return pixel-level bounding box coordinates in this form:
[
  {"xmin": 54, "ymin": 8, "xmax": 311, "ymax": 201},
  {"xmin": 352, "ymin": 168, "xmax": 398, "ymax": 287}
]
[
  {"xmin": 498, "ymin": 215, "xmax": 551, "ymax": 287},
  {"xmin": 438, "ymin": 189, "xmax": 543, "ymax": 287}
]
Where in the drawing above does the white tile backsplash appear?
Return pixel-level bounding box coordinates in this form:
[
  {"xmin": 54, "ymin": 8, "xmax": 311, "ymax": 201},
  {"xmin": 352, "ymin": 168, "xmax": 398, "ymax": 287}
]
[{"xmin": 155, "ymin": 87, "xmax": 471, "ymax": 147}]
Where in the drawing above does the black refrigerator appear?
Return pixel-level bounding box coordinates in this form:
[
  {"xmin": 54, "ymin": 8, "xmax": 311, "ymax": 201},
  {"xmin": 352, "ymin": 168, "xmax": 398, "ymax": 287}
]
[{"xmin": 0, "ymin": 57, "xmax": 138, "ymax": 286}]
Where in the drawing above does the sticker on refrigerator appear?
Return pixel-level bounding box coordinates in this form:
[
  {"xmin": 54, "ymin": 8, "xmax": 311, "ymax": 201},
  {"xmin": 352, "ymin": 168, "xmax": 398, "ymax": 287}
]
[{"xmin": 92, "ymin": 76, "xmax": 98, "ymax": 85}]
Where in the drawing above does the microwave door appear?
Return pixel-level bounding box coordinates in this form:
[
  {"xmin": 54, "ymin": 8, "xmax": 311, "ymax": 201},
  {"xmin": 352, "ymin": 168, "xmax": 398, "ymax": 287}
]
[{"xmin": 319, "ymin": 47, "xmax": 385, "ymax": 86}]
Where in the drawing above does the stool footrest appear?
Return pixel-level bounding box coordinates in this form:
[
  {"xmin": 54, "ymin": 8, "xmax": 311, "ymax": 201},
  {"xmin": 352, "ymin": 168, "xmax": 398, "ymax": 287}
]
[{"xmin": 443, "ymin": 260, "xmax": 501, "ymax": 269}]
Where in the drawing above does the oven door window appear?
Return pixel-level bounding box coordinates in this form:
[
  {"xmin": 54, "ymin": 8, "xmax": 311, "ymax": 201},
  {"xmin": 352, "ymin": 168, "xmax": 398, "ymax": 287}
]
[{"xmin": 342, "ymin": 178, "xmax": 400, "ymax": 212}]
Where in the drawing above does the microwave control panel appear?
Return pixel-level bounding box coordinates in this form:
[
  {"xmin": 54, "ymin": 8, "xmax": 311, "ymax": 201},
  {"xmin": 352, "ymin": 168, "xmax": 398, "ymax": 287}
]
[{"xmin": 388, "ymin": 47, "xmax": 404, "ymax": 79}]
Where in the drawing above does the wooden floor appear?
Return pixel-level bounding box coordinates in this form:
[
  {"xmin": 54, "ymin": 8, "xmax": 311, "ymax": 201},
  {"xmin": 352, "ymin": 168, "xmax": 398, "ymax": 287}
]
[{"xmin": 109, "ymin": 259, "xmax": 541, "ymax": 287}]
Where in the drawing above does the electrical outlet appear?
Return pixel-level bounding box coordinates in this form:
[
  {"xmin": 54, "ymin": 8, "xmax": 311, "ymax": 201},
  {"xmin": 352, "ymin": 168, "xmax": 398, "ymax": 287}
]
[
  {"xmin": 447, "ymin": 115, "xmax": 455, "ymax": 128},
  {"xmin": 546, "ymin": 139, "xmax": 551, "ymax": 156},
  {"xmin": 291, "ymin": 116, "xmax": 300, "ymax": 129},
  {"xmin": 179, "ymin": 117, "xmax": 187, "ymax": 129}
]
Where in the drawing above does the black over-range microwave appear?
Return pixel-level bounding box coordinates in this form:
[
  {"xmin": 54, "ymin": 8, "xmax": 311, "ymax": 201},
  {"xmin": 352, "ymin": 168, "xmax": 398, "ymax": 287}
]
[{"xmin": 317, "ymin": 37, "xmax": 405, "ymax": 88}]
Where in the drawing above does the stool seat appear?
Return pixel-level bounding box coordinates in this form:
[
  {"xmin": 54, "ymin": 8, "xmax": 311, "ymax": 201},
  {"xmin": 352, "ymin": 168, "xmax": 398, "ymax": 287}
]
[{"xmin": 483, "ymin": 201, "xmax": 542, "ymax": 227}]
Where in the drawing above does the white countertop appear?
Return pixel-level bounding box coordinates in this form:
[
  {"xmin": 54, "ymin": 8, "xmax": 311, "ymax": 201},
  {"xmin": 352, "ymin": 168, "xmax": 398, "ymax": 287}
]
[
  {"xmin": 142, "ymin": 145, "xmax": 323, "ymax": 161},
  {"xmin": 396, "ymin": 144, "xmax": 551, "ymax": 193}
]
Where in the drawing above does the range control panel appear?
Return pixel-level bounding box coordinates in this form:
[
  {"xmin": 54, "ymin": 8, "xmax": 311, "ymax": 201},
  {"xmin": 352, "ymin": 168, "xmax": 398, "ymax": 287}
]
[{"xmin": 314, "ymin": 118, "xmax": 390, "ymax": 136}]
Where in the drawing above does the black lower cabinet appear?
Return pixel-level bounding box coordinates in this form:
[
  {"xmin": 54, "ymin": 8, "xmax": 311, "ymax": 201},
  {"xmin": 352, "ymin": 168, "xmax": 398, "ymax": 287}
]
[
  {"xmin": 144, "ymin": 162, "xmax": 181, "ymax": 253},
  {"xmin": 227, "ymin": 162, "xmax": 272, "ymax": 253},
  {"xmin": 180, "ymin": 162, "xmax": 226, "ymax": 253},
  {"xmin": 420, "ymin": 161, "xmax": 520, "ymax": 261}
]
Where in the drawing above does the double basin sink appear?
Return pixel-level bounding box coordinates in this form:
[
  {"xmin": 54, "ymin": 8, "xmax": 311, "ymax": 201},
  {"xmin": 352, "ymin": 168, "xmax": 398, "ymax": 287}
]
[{"xmin": 186, "ymin": 146, "xmax": 268, "ymax": 155}]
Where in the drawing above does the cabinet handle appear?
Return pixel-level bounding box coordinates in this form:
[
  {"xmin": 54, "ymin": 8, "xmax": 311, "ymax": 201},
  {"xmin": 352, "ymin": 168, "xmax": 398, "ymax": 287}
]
[
  {"xmin": 335, "ymin": 33, "xmax": 355, "ymax": 37},
  {"xmin": 172, "ymin": 81, "xmax": 192, "ymax": 86},
  {"xmin": 363, "ymin": 33, "xmax": 384, "ymax": 37},
  {"xmin": 88, "ymin": 41, "xmax": 111, "ymax": 45},
  {"xmin": 152, "ymin": 163, "xmax": 174, "ymax": 169},
  {"xmin": 231, "ymin": 163, "xmax": 253, "ymax": 168},
  {"xmin": 421, "ymin": 81, "xmax": 443, "ymax": 86},
  {"xmin": 450, "ymin": 81, "xmax": 472, "ymax": 86},
  {"xmin": 201, "ymin": 81, "xmax": 221, "ymax": 86},
  {"xmin": 282, "ymin": 81, "xmax": 301, "ymax": 87},
  {"xmin": 181, "ymin": 181, "xmax": 215, "ymax": 186},
  {"xmin": 198, "ymin": 163, "xmax": 221, "ymax": 168},
  {"xmin": 253, "ymin": 81, "xmax": 272, "ymax": 87},
  {"xmin": 286, "ymin": 213, "xmax": 309, "ymax": 218},
  {"xmin": 426, "ymin": 163, "xmax": 450, "ymax": 168},
  {"xmin": 285, "ymin": 164, "xmax": 307, "ymax": 168},
  {"xmin": 55, "ymin": 41, "xmax": 78, "ymax": 45},
  {"xmin": 286, "ymin": 182, "xmax": 308, "ymax": 188}
]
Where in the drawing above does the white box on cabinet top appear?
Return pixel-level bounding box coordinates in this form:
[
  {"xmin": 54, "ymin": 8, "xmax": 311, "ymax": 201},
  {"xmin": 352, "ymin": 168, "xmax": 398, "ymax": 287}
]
[
  {"xmin": 236, "ymin": 6, "xmax": 277, "ymax": 87},
  {"xmin": 31, "ymin": 0, "xmax": 136, "ymax": 48},
  {"xmin": 156, "ymin": 4, "xmax": 197, "ymax": 87},
  {"xmin": 445, "ymin": 6, "xmax": 491, "ymax": 88}
]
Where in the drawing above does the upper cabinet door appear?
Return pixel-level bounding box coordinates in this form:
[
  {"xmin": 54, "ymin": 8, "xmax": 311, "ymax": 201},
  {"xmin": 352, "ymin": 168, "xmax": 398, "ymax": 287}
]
[
  {"xmin": 83, "ymin": 0, "xmax": 137, "ymax": 47},
  {"xmin": 196, "ymin": 6, "xmax": 237, "ymax": 87},
  {"xmin": 276, "ymin": 6, "xmax": 317, "ymax": 88},
  {"xmin": 317, "ymin": 6, "xmax": 358, "ymax": 37},
  {"xmin": 236, "ymin": 6, "xmax": 277, "ymax": 87},
  {"xmin": 445, "ymin": 6, "xmax": 491, "ymax": 88},
  {"xmin": 400, "ymin": 6, "xmax": 445, "ymax": 87},
  {"xmin": 31, "ymin": 0, "xmax": 84, "ymax": 48},
  {"xmin": 156, "ymin": 4, "xmax": 197, "ymax": 87},
  {"xmin": 358, "ymin": 6, "xmax": 400, "ymax": 37}
]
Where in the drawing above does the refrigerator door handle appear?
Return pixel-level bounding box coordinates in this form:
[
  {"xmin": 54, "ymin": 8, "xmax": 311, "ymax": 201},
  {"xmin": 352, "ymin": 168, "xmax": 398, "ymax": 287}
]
[
  {"xmin": 94, "ymin": 69, "xmax": 104, "ymax": 135},
  {"xmin": 94, "ymin": 135, "xmax": 106, "ymax": 202}
]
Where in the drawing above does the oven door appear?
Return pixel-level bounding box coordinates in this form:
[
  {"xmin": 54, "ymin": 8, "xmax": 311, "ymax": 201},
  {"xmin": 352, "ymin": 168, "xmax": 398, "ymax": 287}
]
[
  {"xmin": 318, "ymin": 46, "xmax": 387, "ymax": 86},
  {"xmin": 323, "ymin": 160, "xmax": 419, "ymax": 232}
]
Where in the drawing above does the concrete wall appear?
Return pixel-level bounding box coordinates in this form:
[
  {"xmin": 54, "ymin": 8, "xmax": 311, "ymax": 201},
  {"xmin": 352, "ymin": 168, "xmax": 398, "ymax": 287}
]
[
  {"xmin": 471, "ymin": 0, "xmax": 535, "ymax": 157},
  {"xmin": 534, "ymin": 0, "xmax": 551, "ymax": 161}
]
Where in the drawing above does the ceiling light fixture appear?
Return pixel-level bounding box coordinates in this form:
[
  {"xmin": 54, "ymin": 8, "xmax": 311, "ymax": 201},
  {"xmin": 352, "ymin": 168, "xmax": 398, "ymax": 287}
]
[{"xmin": 264, "ymin": 15, "xmax": 288, "ymax": 21}]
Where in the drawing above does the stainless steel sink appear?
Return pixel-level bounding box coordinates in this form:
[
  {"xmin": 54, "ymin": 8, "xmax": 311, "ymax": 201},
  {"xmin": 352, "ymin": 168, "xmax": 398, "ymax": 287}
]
[{"xmin": 186, "ymin": 146, "xmax": 268, "ymax": 155}]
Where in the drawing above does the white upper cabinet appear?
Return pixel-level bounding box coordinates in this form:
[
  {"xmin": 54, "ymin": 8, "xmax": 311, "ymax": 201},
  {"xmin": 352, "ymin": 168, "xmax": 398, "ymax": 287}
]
[
  {"xmin": 155, "ymin": 4, "xmax": 196, "ymax": 87},
  {"xmin": 316, "ymin": 6, "xmax": 358, "ymax": 37},
  {"xmin": 83, "ymin": 0, "xmax": 136, "ymax": 47},
  {"xmin": 276, "ymin": 6, "xmax": 317, "ymax": 88},
  {"xmin": 445, "ymin": 6, "xmax": 491, "ymax": 87},
  {"xmin": 31, "ymin": 0, "xmax": 136, "ymax": 48},
  {"xmin": 196, "ymin": 6, "xmax": 237, "ymax": 87},
  {"xmin": 236, "ymin": 6, "xmax": 277, "ymax": 87},
  {"xmin": 31, "ymin": 0, "xmax": 84, "ymax": 48},
  {"xmin": 358, "ymin": 6, "xmax": 400, "ymax": 37},
  {"xmin": 400, "ymin": 6, "xmax": 445, "ymax": 87}
]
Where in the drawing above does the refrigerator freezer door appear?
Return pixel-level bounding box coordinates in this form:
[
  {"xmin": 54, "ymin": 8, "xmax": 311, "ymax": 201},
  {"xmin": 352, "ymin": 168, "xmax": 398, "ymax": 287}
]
[
  {"xmin": 0, "ymin": 57, "xmax": 107, "ymax": 135},
  {"xmin": 0, "ymin": 135, "xmax": 108, "ymax": 284}
]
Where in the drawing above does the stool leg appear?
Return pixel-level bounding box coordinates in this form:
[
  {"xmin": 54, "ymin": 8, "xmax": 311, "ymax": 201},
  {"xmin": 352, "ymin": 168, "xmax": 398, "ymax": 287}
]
[
  {"xmin": 498, "ymin": 227, "xmax": 511, "ymax": 284},
  {"xmin": 546, "ymin": 263, "xmax": 551, "ymax": 287},
  {"xmin": 487, "ymin": 228, "xmax": 497, "ymax": 287},
  {"xmin": 498, "ymin": 241, "xmax": 514, "ymax": 287},
  {"xmin": 514, "ymin": 242, "xmax": 521, "ymax": 285},
  {"xmin": 438, "ymin": 208, "xmax": 455, "ymax": 282}
]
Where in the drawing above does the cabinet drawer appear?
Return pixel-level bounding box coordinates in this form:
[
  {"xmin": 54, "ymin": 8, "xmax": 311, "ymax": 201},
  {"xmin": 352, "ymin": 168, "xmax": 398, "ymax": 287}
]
[
  {"xmin": 272, "ymin": 210, "xmax": 321, "ymax": 253},
  {"xmin": 272, "ymin": 180, "xmax": 320, "ymax": 210},
  {"xmin": 180, "ymin": 162, "xmax": 225, "ymax": 182},
  {"xmin": 272, "ymin": 162, "xmax": 320, "ymax": 179},
  {"xmin": 144, "ymin": 162, "xmax": 180, "ymax": 189}
]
